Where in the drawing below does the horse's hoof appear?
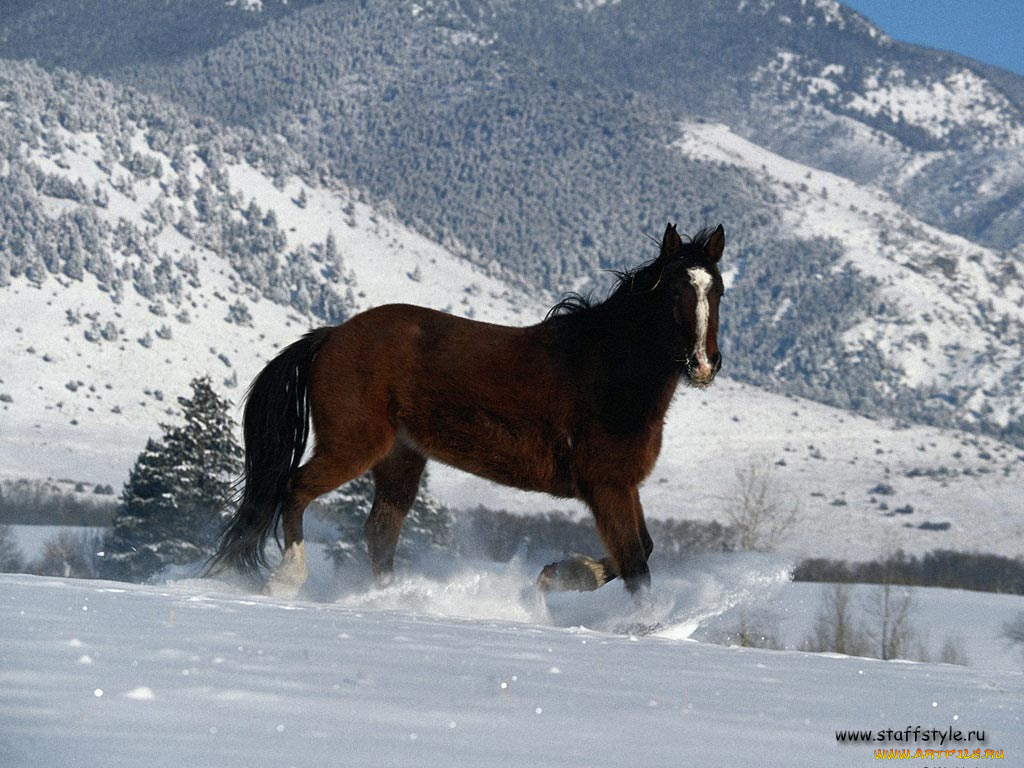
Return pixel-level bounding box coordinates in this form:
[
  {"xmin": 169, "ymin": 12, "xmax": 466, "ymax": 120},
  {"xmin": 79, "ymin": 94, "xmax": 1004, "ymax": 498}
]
[
  {"xmin": 373, "ymin": 572, "xmax": 397, "ymax": 589},
  {"xmin": 261, "ymin": 579, "xmax": 302, "ymax": 599},
  {"xmin": 623, "ymin": 569, "xmax": 652, "ymax": 596},
  {"xmin": 261, "ymin": 542, "xmax": 308, "ymax": 598},
  {"xmin": 537, "ymin": 554, "xmax": 617, "ymax": 592}
]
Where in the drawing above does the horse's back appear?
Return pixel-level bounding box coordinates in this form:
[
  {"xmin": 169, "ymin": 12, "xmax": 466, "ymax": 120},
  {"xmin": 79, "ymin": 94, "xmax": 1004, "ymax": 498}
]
[
  {"xmin": 317, "ymin": 302, "xmax": 538, "ymax": 380},
  {"xmin": 309, "ymin": 303, "xmax": 576, "ymax": 493}
]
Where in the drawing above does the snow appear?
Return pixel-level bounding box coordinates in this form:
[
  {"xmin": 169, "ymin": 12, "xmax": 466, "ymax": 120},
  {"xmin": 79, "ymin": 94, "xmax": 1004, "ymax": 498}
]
[
  {"xmin": 808, "ymin": 0, "xmax": 846, "ymax": 29},
  {"xmin": 1, "ymin": 568, "xmax": 1022, "ymax": 767},
  {"xmin": 225, "ymin": 0, "xmax": 264, "ymax": 11},
  {"xmin": 704, "ymin": 579, "xmax": 1024, "ymax": 672},
  {"xmin": 223, "ymin": 163, "xmax": 532, "ymax": 318},
  {"xmin": 752, "ymin": 52, "xmax": 1023, "ymax": 148},
  {"xmin": 573, "ymin": 0, "xmax": 621, "ymax": 12},
  {"xmin": 674, "ymin": 120, "xmax": 1024, "ymax": 423},
  {"xmin": 1, "ymin": 131, "xmax": 542, "ymax": 490},
  {"xmin": 847, "ymin": 69, "xmax": 1024, "ymax": 146}
]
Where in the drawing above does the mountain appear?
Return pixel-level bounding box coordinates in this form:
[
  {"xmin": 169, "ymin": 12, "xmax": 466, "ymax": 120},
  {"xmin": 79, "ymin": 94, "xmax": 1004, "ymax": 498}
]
[
  {"xmin": 2, "ymin": 0, "xmax": 1021, "ymax": 449},
  {"xmin": 472, "ymin": 0, "xmax": 1024, "ymax": 251},
  {"xmin": 0, "ymin": 58, "xmax": 536, "ymax": 486},
  {"xmin": 0, "ymin": 1, "xmax": 1021, "ymax": 562},
  {"xmin": 4, "ymin": 0, "xmax": 1022, "ymax": 251}
]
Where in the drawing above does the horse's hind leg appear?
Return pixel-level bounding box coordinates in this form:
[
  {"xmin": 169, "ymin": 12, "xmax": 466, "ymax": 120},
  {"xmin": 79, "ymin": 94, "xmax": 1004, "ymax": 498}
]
[
  {"xmin": 364, "ymin": 441, "xmax": 427, "ymax": 583},
  {"xmin": 265, "ymin": 442, "xmax": 390, "ymax": 597}
]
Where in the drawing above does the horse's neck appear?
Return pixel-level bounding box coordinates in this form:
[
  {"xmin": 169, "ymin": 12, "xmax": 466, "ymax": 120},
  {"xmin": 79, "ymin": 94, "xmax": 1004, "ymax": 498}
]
[
  {"xmin": 576, "ymin": 305, "xmax": 684, "ymax": 430},
  {"xmin": 595, "ymin": 301, "xmax": 681, "ymax": 381}
]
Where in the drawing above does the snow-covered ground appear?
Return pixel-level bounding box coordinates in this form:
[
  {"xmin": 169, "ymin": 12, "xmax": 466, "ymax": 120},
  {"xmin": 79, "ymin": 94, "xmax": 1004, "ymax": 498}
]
[
  {"xmin": 4, "ymin": 524, "xmax": 1022, "ymax": 675},
  {"xmin": 2, "ymin": 565, "xmax": 1022, "ymax": 768}
]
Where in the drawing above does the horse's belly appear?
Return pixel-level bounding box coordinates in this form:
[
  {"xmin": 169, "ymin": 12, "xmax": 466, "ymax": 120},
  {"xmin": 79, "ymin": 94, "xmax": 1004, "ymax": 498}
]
[
  {"xmin": 401, "ymin": 409, "xmax": 576, "ymax": 498},
  {"xmin": 442, "ymin": 452, "xmax": 576, "ymax": 498}
]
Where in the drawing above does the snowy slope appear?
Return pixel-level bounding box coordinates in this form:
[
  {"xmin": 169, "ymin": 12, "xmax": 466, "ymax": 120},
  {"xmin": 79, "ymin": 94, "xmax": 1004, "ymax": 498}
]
[
  {"xmin": 1, "ymin": 572, "xmax": 1022, "ymax": 768},
  {"xmin": 676, "ymin": 121, "xmax": 1024, "ymax": 427},
  {"xmin": 751, "ymin": 49, "xmax": 1024, "ymax": 150},
  {"xmin": 0, "ymin": 123, "xmax": 543, "ymax": 488}
]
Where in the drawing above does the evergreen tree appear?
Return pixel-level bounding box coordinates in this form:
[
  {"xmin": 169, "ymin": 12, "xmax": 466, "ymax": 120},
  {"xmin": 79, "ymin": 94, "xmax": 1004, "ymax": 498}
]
[
  {"xmin": 324, "ymin": 230, "xmax": 338, "ymax": 264},
  {"xmin": 102, "ymin": 377, "xmax": 241, "ymax": 582}
]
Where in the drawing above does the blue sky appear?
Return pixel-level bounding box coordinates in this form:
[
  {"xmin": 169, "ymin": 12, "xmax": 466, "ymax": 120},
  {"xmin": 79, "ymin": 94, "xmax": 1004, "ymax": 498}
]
[{"xmin": 841, "ymin": 0, "xmax": 1023, "ymax": 76}]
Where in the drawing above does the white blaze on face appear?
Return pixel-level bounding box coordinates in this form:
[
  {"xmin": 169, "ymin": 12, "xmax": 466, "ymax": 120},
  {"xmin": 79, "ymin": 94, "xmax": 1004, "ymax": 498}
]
[{"xmin": 687, "ymin": 267, "xmax": 713, "ymax": 374}]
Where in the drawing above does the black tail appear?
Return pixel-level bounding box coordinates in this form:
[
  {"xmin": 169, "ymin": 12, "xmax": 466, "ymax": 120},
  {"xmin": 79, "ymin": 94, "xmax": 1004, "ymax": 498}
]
[{"xmin": 207, "ymin": 327, "xmax": 333, "ymax": 577}]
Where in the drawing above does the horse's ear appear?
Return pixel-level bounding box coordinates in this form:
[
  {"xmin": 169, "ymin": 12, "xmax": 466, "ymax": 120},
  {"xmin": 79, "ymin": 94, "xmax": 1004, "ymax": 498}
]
[
  {"xmin": 704, "ymin": 224, "xmax": 725, "ymax": 263},
  {"xmin": 659, "ymin": 223, "xmax": 683, "ymax": 262}
]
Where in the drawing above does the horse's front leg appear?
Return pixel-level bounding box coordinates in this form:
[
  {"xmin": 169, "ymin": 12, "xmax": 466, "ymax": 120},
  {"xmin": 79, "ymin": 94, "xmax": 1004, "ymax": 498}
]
[
  {"xmin": 537, "ymin": 553, "xmax": 618, "ymax": 592},
  {"xmin": 538, "ymin": 484, "xmax": 651, "ymax": 594}
]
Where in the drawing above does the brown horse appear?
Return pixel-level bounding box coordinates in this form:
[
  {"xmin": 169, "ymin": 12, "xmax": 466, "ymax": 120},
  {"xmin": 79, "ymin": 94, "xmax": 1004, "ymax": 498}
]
[{"xmin": 209, "ymin": 223, "xmax": 725, "ymax": 596}]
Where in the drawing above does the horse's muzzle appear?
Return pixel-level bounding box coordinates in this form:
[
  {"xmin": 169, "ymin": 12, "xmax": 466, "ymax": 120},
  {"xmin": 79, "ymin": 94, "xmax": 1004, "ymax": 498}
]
[{"xmin": 688, "ymin": 351, "xmax": 722, "ymax": 387}]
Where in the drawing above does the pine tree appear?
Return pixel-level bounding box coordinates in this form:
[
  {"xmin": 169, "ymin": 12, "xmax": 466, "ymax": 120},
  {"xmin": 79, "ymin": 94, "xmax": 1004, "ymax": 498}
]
[{"xmin": 102, "ymin": 377, "xmax": 241, "ymax": 582}]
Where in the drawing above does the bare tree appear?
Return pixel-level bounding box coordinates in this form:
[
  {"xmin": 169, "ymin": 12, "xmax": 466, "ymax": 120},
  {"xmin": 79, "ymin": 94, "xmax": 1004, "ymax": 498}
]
[
  {"xmin": 864, "ymin": 581, "xmax": 917, "ymax": 661},
  {"xmin": 724, "ymin": 458, "xmax": 799, "ymax": 552},
  {"xmin": 716, "ymin": 459, "xmax": 799, "ymax": 645},
  {"xmin": 1004, "ymin": 612, "xmax": 1024, "ymax": 644},
  {"xmin": 1002, "ymin": 612, "xmax": 1024, "ymax": 665},
  {"xmin": 33, "ymin": 529, "xmax": 103, "ymax": 579},
  {"xmin": 0, "ymin": 524, "xmax": 26, "ymax": 572},
  {"xmin": 707, "ymin": 605, "xmax": 785, "ymax": 649},
  {"xmin": 805, "ymin": 583, "xmax": 870, "ymax": 657},
  {"xmin": 937, "ymin": 635, "xmax": 969, "ymax": 666}
]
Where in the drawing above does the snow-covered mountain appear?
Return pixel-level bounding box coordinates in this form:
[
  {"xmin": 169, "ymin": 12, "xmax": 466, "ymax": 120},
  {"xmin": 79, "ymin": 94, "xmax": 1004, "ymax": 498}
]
[
  {"xmin": 677, "ymin": 121, "xmax": 1024, "ymax": 433},
  {"xmin": 1, "ymin": 3, "xmax": 1022, "ymax": 563},
  {"xmin": 0, "ymin": 60, "xmax": 539, "ymax": 488},
  {"xmin": 472, "ymin": 0, "xmax": 1024, "ymax": 251},
  {"xmin": 3, "ymin": 0, "xmax": 1021, "ymax": 447}
]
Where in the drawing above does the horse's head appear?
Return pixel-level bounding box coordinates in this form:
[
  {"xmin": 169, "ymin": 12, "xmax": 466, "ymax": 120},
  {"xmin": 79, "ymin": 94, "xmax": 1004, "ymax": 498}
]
[{"xmin": 656, "ymin": 223, "xmax": 725, "ymax": 388}]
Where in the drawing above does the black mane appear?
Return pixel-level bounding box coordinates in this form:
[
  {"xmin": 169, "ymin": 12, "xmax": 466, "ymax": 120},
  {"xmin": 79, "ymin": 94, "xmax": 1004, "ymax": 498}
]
[
  {"xmin": 545, "ymin": 291, "xmax": 596, "ymax": 319},
  {"xmin": 544, "ymin": 226, "xmax": 719, "ymax": 321}
]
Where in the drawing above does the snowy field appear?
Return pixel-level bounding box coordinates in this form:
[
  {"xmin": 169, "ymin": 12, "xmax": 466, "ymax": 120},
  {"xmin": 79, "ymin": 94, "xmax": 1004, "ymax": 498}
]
[
  {"xmin": 4, "ymin": 525, "xmax": 106, "ymax": 558},
  {"xmin": 2, "ymin": 555, "xmax": 1023, "ymax": 768}
]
